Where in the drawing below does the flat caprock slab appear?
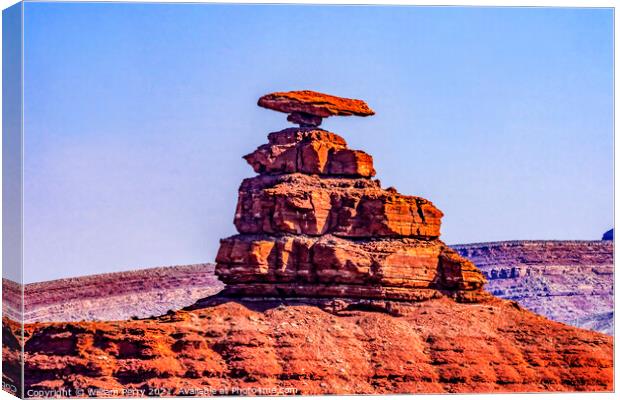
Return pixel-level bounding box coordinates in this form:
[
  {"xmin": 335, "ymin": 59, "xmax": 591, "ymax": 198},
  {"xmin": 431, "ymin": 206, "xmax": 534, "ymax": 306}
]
[{"xmin": 258, "ymin": 90, "xmax": 375, "ymax": 127}]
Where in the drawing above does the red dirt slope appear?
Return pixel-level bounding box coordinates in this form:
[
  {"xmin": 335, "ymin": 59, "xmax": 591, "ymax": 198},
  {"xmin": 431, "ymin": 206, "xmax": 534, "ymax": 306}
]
[{"xmin": 3, "ymin": 296, "xmax": 612, "ymax": 396}]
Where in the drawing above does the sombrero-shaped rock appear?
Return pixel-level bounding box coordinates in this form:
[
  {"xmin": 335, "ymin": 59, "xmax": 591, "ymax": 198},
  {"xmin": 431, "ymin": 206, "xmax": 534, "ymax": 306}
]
[{"xmin": 258, "ymin": 90, "xmax": 375, "ymax": 127}]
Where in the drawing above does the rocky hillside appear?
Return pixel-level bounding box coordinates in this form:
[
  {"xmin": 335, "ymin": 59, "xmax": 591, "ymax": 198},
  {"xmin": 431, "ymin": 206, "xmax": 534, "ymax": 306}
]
[
  {"xmin": 452, "ymin": 241, "xmax": 613, "ymax": 335},
  {"xmin": 3, "ymin": 264, "xmax": 223, "ymax": 323},
  {"xmin": 3, "ymin": 296, "xmax": 612, "ymax": 397}
]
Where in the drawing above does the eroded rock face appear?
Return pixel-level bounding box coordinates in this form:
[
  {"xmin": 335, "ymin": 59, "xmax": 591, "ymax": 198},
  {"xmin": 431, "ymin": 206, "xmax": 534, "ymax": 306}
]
[
  {"xmin": 216, "ymin": 234, "xmax": 485, "ymax": 302},
  {"xmin": 216, "ymin": 93, "xmax": 486, "ymax": 302},
  {"xmin": 2, "ymin": 92, "xmax": 614, "ymax": 396},
  {"xmin": 258, "ymin": 90, "xmax": 375, "ymax": 118},
  {"xmin": 243, "ymin": 128, "xmax": 375, "ymax": 177},
  {"xmin": 2, "ymin": 265, "xmax": 224, "ymax": 323},
  {"xmin": 233, "ymin": 174, "xmax": 441, "ymax": 238}
]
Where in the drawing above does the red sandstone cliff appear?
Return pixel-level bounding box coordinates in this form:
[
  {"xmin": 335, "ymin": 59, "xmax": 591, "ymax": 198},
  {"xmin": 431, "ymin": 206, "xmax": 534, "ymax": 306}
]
[{"xmin": 7, "ymin": 239, "xmax": 612, "ymax": 336}]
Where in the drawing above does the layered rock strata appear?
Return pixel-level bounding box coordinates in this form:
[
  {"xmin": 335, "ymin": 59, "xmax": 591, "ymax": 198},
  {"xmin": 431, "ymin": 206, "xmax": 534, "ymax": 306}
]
[
  {"xmin": 3, "ymin": 265, "xmax": 223, "ymax": 323},
  {"xmin": 216, "ymin": 95, "xmax": 487, "ymax": 303},
  {"xmin": 452, "ymin": 240, "xmax": 614, "ymax": 335}
]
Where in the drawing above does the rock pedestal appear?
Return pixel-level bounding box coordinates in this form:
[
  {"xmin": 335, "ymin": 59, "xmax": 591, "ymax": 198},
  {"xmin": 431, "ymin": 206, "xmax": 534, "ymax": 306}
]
[{"xmin": 215, "ymin": 91, "xmax": 487, "ymax": 303}]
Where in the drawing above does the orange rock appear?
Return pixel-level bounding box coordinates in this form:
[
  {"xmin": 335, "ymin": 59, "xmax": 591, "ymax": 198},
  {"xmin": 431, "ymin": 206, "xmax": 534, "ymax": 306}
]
[
  {"xmin": 244, "ymin": 128, "xmax": 375, "ymax": 177},
  {"xmin": 215, "ymin": 234, "xmax": 486, "ymax": 302},
  {"xmin": 233, "ymin": 174, "xmax": 442, "ymax": 238},
  {"xmin": 328, "ymin": 148, "xmax": 375, "ymax": 176},
  {"xmin": 5, "ymin": 298, "xmax": 613, "ymax": 395},
  {"xmin": 3, "ymin": 91, "xmax": 613, "ymax": 397},
  {"xmin": 258, "ymin": 90, "xmax": 375, "ymax": 119},
  {"xmin": 224, "ymin": 93, "xmax": 469, "ymax": 303}
]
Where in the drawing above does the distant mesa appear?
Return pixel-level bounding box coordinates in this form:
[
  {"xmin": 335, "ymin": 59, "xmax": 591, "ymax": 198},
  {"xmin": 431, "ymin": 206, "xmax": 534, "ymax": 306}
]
[
  {"xmin": 258, "ymin": 90, "xmax": 375, "ymax": 127},
  {"xmin": 452, "ymin": 240, "xmax": 614, "ymax": 335},
  {"xmin": 2, "ymin": 265, "xmax": 223, "ymax": 323},
  {"xmin": 602, "ymin": 228, "xmax": 613, "ymax": 241}
]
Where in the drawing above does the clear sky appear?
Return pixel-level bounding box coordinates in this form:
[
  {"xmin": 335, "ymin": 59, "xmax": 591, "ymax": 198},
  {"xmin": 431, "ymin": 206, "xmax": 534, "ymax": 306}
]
[{"xmin": 21, "ymin": 3, "xmax": 613, "ymax": 283}]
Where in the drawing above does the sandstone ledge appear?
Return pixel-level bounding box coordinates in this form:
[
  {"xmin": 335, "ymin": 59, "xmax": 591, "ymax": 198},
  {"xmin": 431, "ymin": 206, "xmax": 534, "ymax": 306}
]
[
  {"xmin": 235, "ymin": 173, "xmax": 442, "ymax": 238},
  {"xmin": 215, "ymin": 234, "xmax": 487, "ymax": 302}
]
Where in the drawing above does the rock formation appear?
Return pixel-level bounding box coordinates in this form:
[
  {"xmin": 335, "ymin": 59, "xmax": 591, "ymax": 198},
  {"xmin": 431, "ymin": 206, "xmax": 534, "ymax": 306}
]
[
  {"xmin": 257, "ymin": 90, "xmax": 375, "ymax": 128},
  {"xmin": 216, "ymin": 91, "xmax": 487, "ymax": 305},
  {"xmin": 602, "ymin": 229, "xmax": 613, "ymax": 241},
  {"xmin": 3, "ymin": 92, "xmax": 613, "ymax": 396},
  {"xmin": 452, "ymin": 240, "xmax": 614, "ymax": 335}
]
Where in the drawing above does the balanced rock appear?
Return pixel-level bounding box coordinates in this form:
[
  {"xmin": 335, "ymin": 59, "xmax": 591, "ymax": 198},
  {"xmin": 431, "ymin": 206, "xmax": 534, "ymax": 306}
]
[
  {"xmin": 258, "ymin": 90, "xmax": 375, "ymax": 127},
  {"xmin": 216, "ymin": 91, "xmax": 488, "ymax": 303}
]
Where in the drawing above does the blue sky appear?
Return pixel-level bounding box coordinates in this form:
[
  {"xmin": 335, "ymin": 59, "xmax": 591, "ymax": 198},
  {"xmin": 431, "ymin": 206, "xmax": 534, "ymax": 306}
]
[{"xmin": 21, "ymin": 3, "xmax": 613, "ymax": 282}]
